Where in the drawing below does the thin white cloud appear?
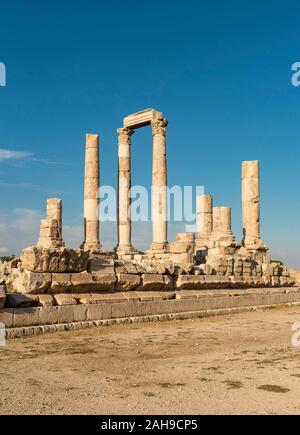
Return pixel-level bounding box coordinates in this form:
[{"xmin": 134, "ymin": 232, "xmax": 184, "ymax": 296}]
[
  {"xmin": 0, "ymin": 149, "xmax": 33, "ymax": 161},
  {"xmin": 0, "ymin": 247, "xmax": 8, "ymax": 254},
  {"xmin": 0, "ymin": 149, "xmax": 66, "ymax": 166}
]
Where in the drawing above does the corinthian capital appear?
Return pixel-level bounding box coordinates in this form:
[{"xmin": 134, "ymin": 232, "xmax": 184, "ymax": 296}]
[
  {"xmin": 117, "ymin": 127, "xmax": 134, "ymax": 144},
  {"xmin": 151, "ymin": 118, "xmax": 168, "ymax": 136}
]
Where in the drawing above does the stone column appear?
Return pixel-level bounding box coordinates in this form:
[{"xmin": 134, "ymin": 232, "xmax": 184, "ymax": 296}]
[
  {"xmin": 38, "ymin": 198, "xmax": 64, "ymax": 248},
  {"xmin": 82, "ymin": 134, "xmax": 102, "ymax": 253},
  {"xmin": 117, "ymin": 127, "xmax": 135, "ymax": 254},
  {"xmin": 196, "ymin": 194, "xmax": 213, "ymax": 243},
  {"xmin": 242, "ymin": 160, "xmax": 265, "ymax": 249},
  {"xmin": 150, "ymin": 118, "xmax": 168, "ymax": 252},
  {"xmin": 211, "ymin": 206, "xmax": 234, "ymax": 243}
]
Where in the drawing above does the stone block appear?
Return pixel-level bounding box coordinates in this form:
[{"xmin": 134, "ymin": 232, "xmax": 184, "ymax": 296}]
[
  {"xmin": 37, "ymin": 294, "xmax": 55, "ymax": 307},
  {"xmin": 121, "ymin": 291, "xmax": 140, "ymax": 301},
  {"xmin": 54, "ymin": 294, "xmax": 77, "ymax": 306},
  {"xmin": 9, "ymin": 270, "xmax": 51, "ymax": 294},
  {"xmin": 73, "ymin": 305, "xmax": 88, "ymax": 322},
  {"xmin": 13, "ymin": 307, "xmax": 39, "ymax": 327},
  {"xmin": 140, "ymin": 274, "xmax": 170, "ymax": 291},
  {"xmin": 175, "ymin": 275, "xmax": 206, "ymax": 290},
  {"xmin": 116, "ymin": 274, "xmax": 141, "ymax": 291},
  {"xmin": 93, "ymin": 273, "xmax": 117, "ymax": 292},
  {"xmin": 50, "ymin": 273, "xmax": 72, "ymax": 293},
  {"xmin": 0, "ymin": 285, "xmax": 6, "ymax": 308},
  {"xmin": 87, "ymin": 258, "xmax": 115, "ymax": 274},
  {"xmin": 70, "ymin": 271, "xmax": 95, "ymax": 292},
  {"xmin": 0, "ymin": 309, "xmax": 13, "ymax": 328},
  {"xmin": 111, "ymin": 302, "xmax": 127, "ymax": 319},
  {"xmin": 125, "ymin": 300, "xmax": 139, "ymax": 317},
  {"xmin": 20, "ymin": 246, "xmax": 89, "ymax": 273},
  {"xmin": 86, "ymin": 304, "xmax": 106, "ymax": 321},
  {"xmin": 39, "ymin": 306, "xmax": 59, "ymax": 325},
  {"xmin": 57, "ymin": 306, "xmax": 74, "ymax": 324}
]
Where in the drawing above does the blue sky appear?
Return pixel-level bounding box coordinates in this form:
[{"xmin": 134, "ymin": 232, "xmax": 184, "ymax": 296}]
[{"xmin": 0, "ymin": 0, "xmax": 300, "ymax": 267}]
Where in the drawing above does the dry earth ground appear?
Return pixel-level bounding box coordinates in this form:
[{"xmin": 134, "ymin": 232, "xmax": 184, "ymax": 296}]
[{"xmin": 1, "ymin": 306, "xmax": 300, "ymax": 415}]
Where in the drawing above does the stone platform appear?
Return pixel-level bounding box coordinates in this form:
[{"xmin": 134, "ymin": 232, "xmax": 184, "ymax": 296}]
[{"xmin": 2, "ymin": 287, "xmax": 300, "ymax": 339}]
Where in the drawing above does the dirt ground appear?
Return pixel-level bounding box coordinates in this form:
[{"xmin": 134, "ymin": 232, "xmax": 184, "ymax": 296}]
[{"xmin": 1, "ymin": 306, "xmax": 300, "ymax": 415}]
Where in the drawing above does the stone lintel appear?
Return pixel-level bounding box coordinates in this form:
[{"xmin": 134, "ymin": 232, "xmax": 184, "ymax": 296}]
[{"xmin": 123, "ymin": 108, "xmax": 163, "ymax": 129}]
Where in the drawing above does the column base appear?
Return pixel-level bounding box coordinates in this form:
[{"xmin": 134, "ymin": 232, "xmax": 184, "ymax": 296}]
[
  {"xmin": 148, "ymin": 242, "xmax": 169, "ymax": 254},
  {"xmin": 38, "ymin": 240, "xmax": 65, "ymax": 249},
  {"xmin": 114, "ymin": 244, "xmax": 140, "ymax": 260},
  {"xmin": 243, "ymin": 238, "xmax": 268, "ymax": 252},
  {"xmin": 80, "ymin": 242, "xmax": 105, "ymax": 254}
]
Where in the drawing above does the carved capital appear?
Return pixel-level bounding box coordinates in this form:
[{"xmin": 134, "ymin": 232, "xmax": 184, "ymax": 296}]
[
  {"xmin": 151, "ymin": 118, "xmax": 168, "ymax": 136},
  {"xmin": 117, "ymin": 127, "xmax": 134, "ymax": 144}
]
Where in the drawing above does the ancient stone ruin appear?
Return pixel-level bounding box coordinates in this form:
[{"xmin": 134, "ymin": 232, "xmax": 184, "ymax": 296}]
[{"xmin": 0, "ymin": 108, "xmax": 298, "ymax": 338}]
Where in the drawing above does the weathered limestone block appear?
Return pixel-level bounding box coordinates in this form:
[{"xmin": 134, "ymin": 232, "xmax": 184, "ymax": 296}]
[
  {"xmin": 94, "ymin": 273, "xmax": 117, "ymax": 291},
  {"xmin": 0, "ymin": 285, "xmax": 6, "ymax": 308},
  {"xmin": 50, "ymin": 273, "xmax": 72, "ymax": 293},
  {"xmin": 124, "ymin": 108, "xmax": 163, "ymax": 129},
  {"xmin": 7, "ymin": 269, "xmax": 51, "ymax": 294},
  {"xmin": 20, "ymin": 246, "xmax": 89, "ymax": 273},
  {"xmin": 13, "ymin": 308, "xmax": 39, "ymax": 328},
  {"xmin": 169, "ymin": 253, "xmax": 194, "ymax": 264},
  {"xmin": 288, "ymin": 268, "xmax": 300, "ymax": 285},
  {"xmin": 199, "ymin": 264, "xmax": 213, "ymax": 275},
  {"xmin": 37, "ymin": 294, "xmax": 55, "ymax": 307},
  {"xmin": 116, "ymin": 274, "xmax": 141, "ymax": 291},
  {"xmin": 70, "ymin": 271, "xmax": 96, "ymax": 292},
  {"xmin": 170, "ymin": 233, "xmax": 195, "ymax": 255},
  {"xmin": 70, "ymin": 271, "xmax": 116, "ymax": 293},
  {"xmin": 123, "ymin": 262, "xmax": 139, "ymax": 274},
  {"xmin": 176, "ymin": 275, "xmax": 206, "ymax": 290},
  {"xmin": 87, "ymin": 258, "xmax": 115, "ymax": 274},
  {"xmin": 206, "ymin": 256, "xmax": 228, "ymax": 275},
  {"xmin": 203, "ymin": 275, "xmax": 231, "ymax": 289},
  {"xmin": 141, "ymin": 261, "xmax": 167, "ymax": 275},
  {"xmin": 140, "ymin": 274, "xmax": 173, "ymax": 291},
  {"xmin": 54, "ymin": 294, "xmax": 77, "ymax": 306},
  {"xmin": 0, "ymin": 309, "xmax": 13, "ymax": 328},
  {"xmin": 0, "ymin": 258, "xmax": 19, "ymax": 281}
]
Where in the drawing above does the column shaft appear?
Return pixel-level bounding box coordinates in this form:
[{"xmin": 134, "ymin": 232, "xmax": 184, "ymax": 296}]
[
  {"xmin": 82, "ymin": 134, "xmax": 101, "ymax": 252},
  {"xmin": 196, "ymin": 194, "xmax": 213, "ymax": 242},
  {"xmin": 117, "ymin": 128, "xmax": 134, "ymax": 253},
  {"xmin": 151, "ymin": 118, "xmax": 168, "ymax": 250},
  {"xmin": 211, "ymin": 206, "xmax": 234, "ymax": 243},
  {"xmin": 242, "ymin": 160, "xmax": 261, "ymax": 248}
]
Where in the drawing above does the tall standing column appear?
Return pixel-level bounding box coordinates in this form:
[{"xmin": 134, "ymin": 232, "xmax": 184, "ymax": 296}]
[
  {"xmin": 117, "ymin": 127, "xmax": 135, "ymax": 254},
  {"xmin": 150, "ymin": 118, "xmax": 168, "ymax": 252},
  {"xmin": 82, "ymin": 134, "xmax": 102, "ymax": 253},
  {"xmin": 242, "ymin": 160, "xmax": 265, "ymax": 249},
  {"xmin": 196, "ymin": 194, "xmax": 213, "ymax": 243}
]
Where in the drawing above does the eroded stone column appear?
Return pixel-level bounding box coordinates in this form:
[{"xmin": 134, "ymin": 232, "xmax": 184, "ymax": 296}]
[
  {"xmin": 117, "ymin": 127, "xmax": 135, "ymax": 254},
  {"xmin": 150, "ymin": 118, "xmax": 168, "ymax": 252},
  {"xmin": 196, "ymin": 194, "xmax": 213, "ymax": 244},
  {"xmin": 242, "ymin": 160, "xmax": 265, "ymax": 250},
  {"xmin": 82, "ymin": 134, "xmax": 102, "ymax": 253},
  {"xmin": 211, "ymin": 206, "xmax": 234, "ymax": 243},
  {"xmin": 38, "ymin": 198, "xmax": 64, "ymax": 248}
]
